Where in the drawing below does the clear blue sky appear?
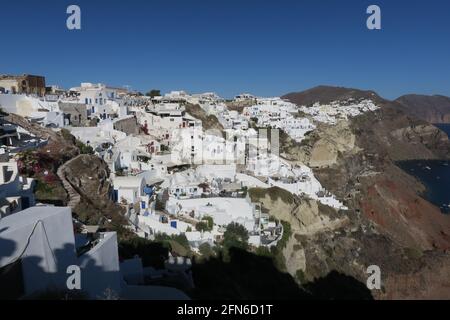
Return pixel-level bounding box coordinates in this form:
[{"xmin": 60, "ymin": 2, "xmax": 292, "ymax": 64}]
[{"xmin": 1, "ymin": 0, "xmax": 450, "ymax": 99}]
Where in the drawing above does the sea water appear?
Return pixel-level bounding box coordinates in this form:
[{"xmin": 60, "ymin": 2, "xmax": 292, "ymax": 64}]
[{"xmin": 396, "ymin": 123, "xmax": 450, "ymax": 214}]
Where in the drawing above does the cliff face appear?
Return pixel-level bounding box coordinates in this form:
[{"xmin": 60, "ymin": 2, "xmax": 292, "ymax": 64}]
[
  {"xmin": 62, "ymin": 154, "xmax": 130, "ymax": 236},
  {"xmin": 185, "ymin": 103, "xmax": 224, "ymax": 134},
  {"xmin": 279, "ymin": 86, "xmax": 450, "ymax": 299},
  {"xmin": 395, "ymin": 94, "xmax": 450, "ymax": 124},
  {"xmin": 282, "ymin": 85, "xmax": 385, "ymax": 106}
]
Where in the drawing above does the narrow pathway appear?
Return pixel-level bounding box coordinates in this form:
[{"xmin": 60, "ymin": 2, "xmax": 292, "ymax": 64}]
[{"xmin": 57, "ymin": 155, "xmax": 83, "ymax": 209}]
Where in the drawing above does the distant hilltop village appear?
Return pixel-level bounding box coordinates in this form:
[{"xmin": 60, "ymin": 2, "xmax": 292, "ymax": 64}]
[{"xmin": 0, "ymin": 73, "xmax": 383, "ymax": 300}]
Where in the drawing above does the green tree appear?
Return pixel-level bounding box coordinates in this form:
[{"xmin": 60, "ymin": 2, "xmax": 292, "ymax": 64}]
[
  {"xmin": 296, "ymin": 269, "xmax": 306, "ymax": 284},
  {"xmin": 146, "ymin": 89, "xmax": 161, "ymax": 98},
  {"xmin": 75, "ymin": 140, "xmax": 94, "ymax": 154},
  {"xmin": 223, "ymin": 222, "xmax": 249, "ymax": 250},
  {"xmin": 202, "ymin": 216, "xmax": 214, "ymax": 230},
  {"xmin": 196, "ymin": 216, "xmax": 213, "ymax": 232},
  {"xmin": 196, "ymin": 221, "xmax": 209, "ymax": 232},
  {"xmin": 198, "ymin": 242, "xmax": 215, "ymax": 259}
]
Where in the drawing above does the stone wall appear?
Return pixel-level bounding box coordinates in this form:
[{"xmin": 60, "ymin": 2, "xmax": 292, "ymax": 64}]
[{"xmin": 113, "ymin": 116, "xmax": 139, "ymax": 135}]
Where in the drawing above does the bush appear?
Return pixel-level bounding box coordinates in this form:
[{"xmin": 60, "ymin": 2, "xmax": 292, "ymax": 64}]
[
  {"xmin": 196, "ymin": 221, "xmax": 209, "ymax": 232},
  {"xmin": 223, "ymin": 222, "xmax": 249, "ymax": 251},
  {"xmin": 255, "ymin": 246, "xmax": 272, "ymax": 257},
  {"xmin": 171, "ymin": 234, "xmax": 190, "ymax": 251},
  {"xmin": 202, "ymin": 216, "xmax": 214, "ymax": 230},
  {"xmin": 296, "ymin": 269, "xmax": 306, "ymax": 284},
  {"xmin": 154, "ymin": 233, "xmax": 192, "ymax": 255},
  {"xmin": 278, "ymin": 221, "xmax": 292, "ymax": 250},
  {"xmin": 34, "ymin": 180, "xmax": 54, "ymax": 194},
  {"xmin": 146, "ymin": 89, "xmax": 161, "ymax": 97},
  {"xmin": 198, "ymin": 243, "xmax": 215, "ymax": 260},
  {"xmin": 60, "ymin": 128, "xmax": 75, "ymax": 143},
  {"xmin": 75, "ymin": 140, "xmax": 94, "ymax": 154},
  {"xmin": 248, "ymin": 187, "xmax": 295, "ymax": 205},
  {"xmin": 196, "ymin": 216, "xmax": 213, "ymax": 232},
  {"xmin": 119, "ymin": 237, "xmax": 169, "ymax": 269}
]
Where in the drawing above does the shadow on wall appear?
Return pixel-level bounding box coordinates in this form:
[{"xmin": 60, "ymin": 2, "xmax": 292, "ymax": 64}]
[
  {"xmin": 1, "ymin": 233, "xmax": 373, "ymax": 300},
  {"xmin": 190, "ymin": 247, "xmax": 373, "ymax": 300},
  {"xmin": 0, "ymin": 234, "xmax": 121, "ymax": 300}
]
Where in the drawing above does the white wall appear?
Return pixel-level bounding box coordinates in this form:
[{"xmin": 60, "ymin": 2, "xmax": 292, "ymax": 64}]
[
  {"xmin": 78, "ymin": 232, "xmax": 122, "ymax": 299},
  {"xmin": 0, "ymin": 207, "xmax": 78, "ymax": 296}
]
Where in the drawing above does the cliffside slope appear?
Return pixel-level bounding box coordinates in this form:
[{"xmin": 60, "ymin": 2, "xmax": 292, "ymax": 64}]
[
  {"xmin": 395, "ymin": 94, "xmax": 450, "ymax": 123},
  {"xmin": 278, "ymin": 86, "xmax": 450, "ymax": 299}
]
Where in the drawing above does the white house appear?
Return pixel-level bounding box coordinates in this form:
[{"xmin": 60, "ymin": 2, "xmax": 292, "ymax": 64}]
[
  {"xmin": 109, "ymin": 135, "xmax": 160, "ymax": 174},
  {"xmin": 161, "ymin": 170, "xmax": 203, "ymax": 199},
  {"xmin": 170, "ymin": 128, "xmax": 247, "ymax": 165},
  {"xmin": 0, "ymin": 93, "xmax": 64, "ymax": 127},
  {"xmin": 136, "ymin": 103, "xmax": 201, "ymax": 142},
  {"xmin": 0, "ymin": 206, "xmax": 189, "ymax": 300},
  {"xmin": 234, "ymin": 93, "xmax": 255, "ymax": 101},
  {"xmin": 0, "ymin": 207, "xmax": 121, "ymax": 299},
  {"xmin": 69, "ymin": 120, "xmax": 127, "ymax": 150},
  {"xmin": 69, "ymin": 83, "xmax": 125, "ymax": 120},
  {"xmin": 0, "ymin": 158, "xmax": 35, "ymax": 217},
  {"xmin": 165, "ymin": 197, "xmax": 257, "ymax": 232},
  {"xmin": 112, "ymin": 175, "xmax": 147, "ymax": 205}
]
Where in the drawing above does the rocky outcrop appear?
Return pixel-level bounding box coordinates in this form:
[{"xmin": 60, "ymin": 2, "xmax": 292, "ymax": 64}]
[
  {"xmin": 395, "ymin": 94, "xmax": 450, "ymax": 124},
  {"xmin": 249, "ymin": 187, "xmax": 344, "ymax": 235},
  {"xmin": 277, "ymin": 86, "xmax": 450, "ymax": 299},
  {"xmin": 282, "ymin": 85, "xmax": 384, "ymax": 106},
  {"xmin": 380, "ymin": 252, "xmax": 450, "ymax": 299},
  {"xmin": 63, "ymin": 154, "xmax": 113, "ymax": 212},
  {"xmin": 5, "ymin": 112, "xmax": 79, "ymax": 158},
  {"xmin": 308, "ymin": 121, "xmax": 357, "ymax": 168},
  {"xmin": 61, "ymin": 154, "xmax": 129, "ymax": 235},
  {"xmin": 248, "ymin": 187, "xmax": 349, "ymax": 278},
  {"xmin": 185, "ymin": 103, "xmax": 224, "ymax": 134}
]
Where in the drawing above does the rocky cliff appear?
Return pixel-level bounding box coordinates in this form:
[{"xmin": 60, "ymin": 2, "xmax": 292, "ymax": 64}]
[
  {"xmin": 395, "ymin": 94, "xmax": 450, "ymax": 124},
  {"xmin": 61, "ymin": 154, "xmax": 131, "ymax": 238},
  {"xmin": 278, "ymin": 86, "xmax": 450, "ymax": 299}
]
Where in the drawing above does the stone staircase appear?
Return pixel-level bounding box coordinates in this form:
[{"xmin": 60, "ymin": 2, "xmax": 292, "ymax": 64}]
[{"xmin": 57, "ymin": 155, "xmax": 82, "ymax": 209}]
